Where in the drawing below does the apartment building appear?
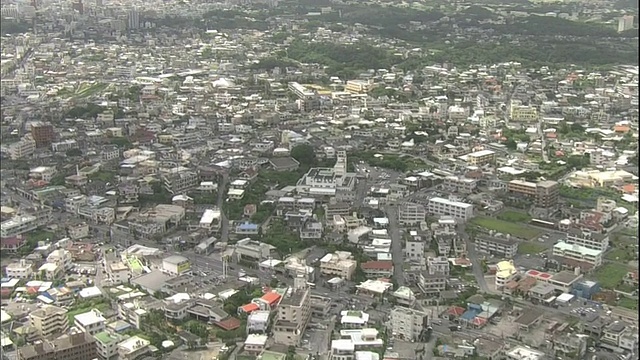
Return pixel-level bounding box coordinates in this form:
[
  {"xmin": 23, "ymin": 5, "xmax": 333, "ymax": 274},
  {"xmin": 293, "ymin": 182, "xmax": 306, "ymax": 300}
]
[
  {"xmin": 162, "ymin": 171, "xmax": 199, "ymax": 195},
  {"xmin": 18, "ymin": 330, "xmax": 97, "ymax": 360},
  {"xmin": 118, "ymin": 335, "xmax": 151, "ymax": 360},
  {"xmin": 507, "ymin": 179, "xmax": 560, "ymax": 208},
  {"xmin": 9, "ymin": 136, "xmax": 36, "ymax": 159},
  {"xmin": 345, "ymin": 80, "xmax": 374, "ymax": 94},
  {"xmin": 360, "ymin": 261, "xmax": 394, "ymax": 279},
  {"xmin": 28, "ymin": 305, "xmax": 69, "ymax": 339},
  {"xmin": 94, "ymin": 331, "xmax": 123, "ymax": 360},
  {"xmin": 5, "ymin": 259, "xmax": 33, "ymax": 279},
  {"xmin": 247, "ymin": 310, "xmax": 270, "ymax": 333},
  {"xmin": 441, "ymin": 176, "xmax": 478, "ymax": 194},
  {"xmin": 565, "ymin": 228, "xmax": 609, "ymax": 252},
  {"xmin": 273, "ymin": 278, "xmax": 311, "ymax": 346},
  {"xmin": 340, "ymin": 310, "xmax": 370, "ymax": 329},
  {"xmin": 1, "ymin": 215, "xmax": 38, "ymax": 238},
  {"xmin": 418, "ymin": 272, "xmax": 447, "ymax": 295},
  {"xmin": 389, "ymin": 306, "xmax": 430, "ymax": 341},
  {"xmin": 475, "ymin": 236, "xmax": 519, "ymax": 258},
  {"xmin": 427, "ymin": 197, "xmax": 474, "ymax": 221},
  {"xmin": 47, "ymin": 249, "xmax": 74, "ymax": 271},
  {"xmin": 330, "ymin": 328, "xmax": 384, "ymax": 360},
  {"xmin": 31, "ymin": 122, "xmax": 55, "ymax": 148},
  {"xmin": 426, "ymin": 256, "xmax": 450, "ymax": 276},
  {"xmin": 398, "ymin": 203, "xmax": 426, "ymax": 226},
  {"xmin": 235, "ymin": 238, "xmax": 277, "ymax": 262},
  {"xmin": 319, "ymin": 251, "xmax": 357, "ymax": 280},
  {"xmin": 405, "ymin": 237, "xmax": 426, "ymax": 260},
  {"xmin": 461, "ymin": 149, "xmax": 496, "ymax": 166},
  {"xmin": 601, "ymin": 321, "xmax": 639, "ymax": 353},
  {"xmin": 552, "ymin": 241, "xmax": 603, "ymax": 267},
  {"xmin": 509, "ymin": 101, "xmax": 538, "ymax": 122},
  {"xmin": 74, "ymin": 309, "xmax": 106, "ymax": 336}
]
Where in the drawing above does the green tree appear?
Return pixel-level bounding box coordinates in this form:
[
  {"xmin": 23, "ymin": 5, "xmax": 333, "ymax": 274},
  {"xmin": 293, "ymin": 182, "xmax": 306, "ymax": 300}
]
[
  {"xmin": 65, "ymin": 148, "xmax": 83, "ymax": 157},
  {"xmin": 291, "ymin": 144, "xmax": 317, "ymax": 168}
]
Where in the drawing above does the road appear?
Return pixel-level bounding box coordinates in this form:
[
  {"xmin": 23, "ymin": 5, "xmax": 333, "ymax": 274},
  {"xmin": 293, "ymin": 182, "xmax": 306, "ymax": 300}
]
[
  {"xmin": 383, "ymin": 205, "xmax": 405, "ymax": 286},
  {"xmin": 459, "ymin": 223, "xmax": 491, "ymax": 293},
  {"xmin": 216, "ymin": 172, "xmax": 230, "ymax": 242}
]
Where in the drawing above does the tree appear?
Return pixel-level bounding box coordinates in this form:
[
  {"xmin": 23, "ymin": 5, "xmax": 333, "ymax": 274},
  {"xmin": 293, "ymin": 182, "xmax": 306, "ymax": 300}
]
[
  {"xmin": 291, "ymin": 144, "xmax": 317, "ymax": 168},
  {"xmin": 286, "ymin": 345, "xmax": 297, "ymax": 360}
]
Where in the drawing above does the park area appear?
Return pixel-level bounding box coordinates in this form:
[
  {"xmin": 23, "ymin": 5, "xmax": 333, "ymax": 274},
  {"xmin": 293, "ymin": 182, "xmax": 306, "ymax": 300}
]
[{"xmin": 470, "ymin": 216, "xmax": 541, "ymax": 240}]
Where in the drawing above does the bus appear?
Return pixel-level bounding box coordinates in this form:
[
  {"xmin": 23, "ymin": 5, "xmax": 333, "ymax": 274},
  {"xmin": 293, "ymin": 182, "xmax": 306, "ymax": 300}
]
[{"xmin": 530, "ymin": 218, "xmax": 556, "ymax": 229}]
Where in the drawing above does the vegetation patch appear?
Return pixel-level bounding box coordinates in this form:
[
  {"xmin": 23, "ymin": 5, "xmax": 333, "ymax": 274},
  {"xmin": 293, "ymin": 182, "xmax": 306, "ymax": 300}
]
[
  {"xmin": 517, "ymin": 242, "xmax": 547, "ymax": 255},
  {"xmin": 470, "ymin": 216, "xmax": 541, "ymax": 240},
  {"xmin": 592, "ymin": 263, "xmax": 629, "ymax": 289},
  {"xmin": 497, "ymin": 210, "xmax": 531, "ymax": 223}
]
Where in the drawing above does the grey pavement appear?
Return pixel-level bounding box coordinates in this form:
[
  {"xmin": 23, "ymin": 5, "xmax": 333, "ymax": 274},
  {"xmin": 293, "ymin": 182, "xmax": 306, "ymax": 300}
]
[{"xmin": 383, "ymin": 205, "xmax": 405, "ymax": 286}]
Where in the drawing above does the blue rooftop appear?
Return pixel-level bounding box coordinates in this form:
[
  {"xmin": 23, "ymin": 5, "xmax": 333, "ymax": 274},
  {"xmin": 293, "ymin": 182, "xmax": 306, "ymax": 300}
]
[
  {"xmin": 238, "ymin": 222, "xmax": 258, "ymax": 230},
  {"xmin": 461, "ymin": 309, "xmax": 480, "ymax": 321}
]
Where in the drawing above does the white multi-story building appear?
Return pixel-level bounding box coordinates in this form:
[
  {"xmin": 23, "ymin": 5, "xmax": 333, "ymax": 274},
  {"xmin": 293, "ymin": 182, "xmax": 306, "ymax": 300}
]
[
  {"xmin": 273, "ymin": 278, "xmax": 311, "ymax": 346},
  {"xmin": 552, "ymin": 241, "xmax": 603, "ymax": 267},
  {"xmin": 162, "ymin": 255, "xmax": 191, "ymax": 276},
  {"xmin": 247, "ymin": 310, "xmax": 270, "ymax": 334},
  {"xmin": 427, "ymin": 197, "xmax": 474, "ymax": 221},
  {"xmin": 319, "ymin": 251, "xmax": 357, "ymax": 280},
  {"xmin": 389, "ymin": 307, "xmax": 430, "ymax": 341},
  {"xmin": 1, "ymin": 215, "xmax": 38, "ymax": 238},
  {"xmin": 398, "ymin": 203, "xmax": 426, "ymax": 226},
  {"xmin": 8, "ymin": 136, "xmax": 36, "ymax": 159},
  {"xmin": 340, "ymin": 310, "xmax": 370, "ymax": 329},
  {"xmin": 117, "ymin": 335, "xmax": 150, "ymax": 360},
  {"xmin": 329, "ymin": 328, "xmax": 384, "ymax": 360},
  {"xmin": 46, "ymin": 249, "xmax": 74, "ymax": 271},
  {"xmin": 94, "ymin": 331, "xmax": 123, "ymax": 360},
  {"xmin": 5, "ymin": 259, "xmax": 33, "ymax": 279},
  {"xmin": 565, "ymin": 228, "xmax": 609, "ymax": 252},
  {"xmin": 74, "ymin": 309, "xmax": 106, "ymax": 336},
  {"xmin": 29, "ymin": 305, "xmax": 69, "ymax": 339}
]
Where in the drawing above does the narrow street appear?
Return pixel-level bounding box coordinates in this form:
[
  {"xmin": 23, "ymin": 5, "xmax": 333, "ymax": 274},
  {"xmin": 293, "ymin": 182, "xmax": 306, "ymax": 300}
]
[
  {"xmin": 459, "ymin": 223, "xmax": 491, "ymax": 293},
  {"xmin": 383, "ymin": 205, "xmax": 405, "ymax": 286},
  {"xmin": 216, "ymin": 172, "xmax": 230, "ymax": 242}
]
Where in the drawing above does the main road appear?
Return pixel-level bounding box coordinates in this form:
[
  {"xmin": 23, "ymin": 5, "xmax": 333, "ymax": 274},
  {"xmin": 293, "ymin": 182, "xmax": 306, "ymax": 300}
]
[{"xmin": 383, "ymin": 205, "xmax": 405, "ymax": 286}]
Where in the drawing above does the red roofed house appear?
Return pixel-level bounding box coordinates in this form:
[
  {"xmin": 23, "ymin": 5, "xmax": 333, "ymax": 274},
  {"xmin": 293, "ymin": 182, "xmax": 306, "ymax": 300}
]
[
  {"xmin": 361, "ymin": 261, "xmax": 394, "ymax": 279},
  {"xmin": 239, "ymin": 303, "xmax": 260, "ymax": 315},
  {"xmin": 447, "ymin": 306, "xmax": 465, "ymax": 318},
  {"xmin": 1, "ymin": 236, "xmax": 26, "ymax": 253},
  {"xmin": 260, "ymin": 292, "xmax": 282, "ymax": 308}
]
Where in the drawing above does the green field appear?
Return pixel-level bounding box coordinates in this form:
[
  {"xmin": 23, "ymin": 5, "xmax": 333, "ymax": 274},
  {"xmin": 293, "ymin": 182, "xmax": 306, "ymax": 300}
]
[
  {"xmin": 497, "ymin": 210, "xmax": 532, "ymax": 223},
  {"xmin": 593, "ymin": 263, "xmax": 629, "ymax": 289},
  {"xmin": 471, "ymin": 216, "xmax": 541, "ymax": 240},
  {"xmin": 617, "ymin": 297, "xmax": 638, "ymax": 310},
  {"xmin": 605, "ymin": 248, "xmax": 636, "ymax": 262},
  {"xmin": 517, "ymin": 242, "xmax": 547, "ymax": 255}
]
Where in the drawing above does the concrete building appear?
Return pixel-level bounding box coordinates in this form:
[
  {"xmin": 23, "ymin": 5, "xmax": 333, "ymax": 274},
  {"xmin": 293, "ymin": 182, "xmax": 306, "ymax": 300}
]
[
  {"xmin": 507, "ymin": 179, "xmax": 560, "ymax": 208},
  {"xmin": 495, "ymin": 260, "xmax": 517, "ymax": 290},
  {"xmin": 94, "ymin": 331, "xmax": 123, "ymax": 360},
  {"xmin": 17, "ymin": 330, "xmax": 97, "ymax": 360},
  {"xmin": 5, "ymin": 259, "xmax": 33, "ymax": 279},
  {"xmin": 247, "ymin": 310, "xmax": 270, "ymax": 334},
  {"xmin": 552, "ymin": 241, "xmax": 603, "ymax": 267},
  {"xmin": 398, "ymin": 203, "xmax": 426, "ymax": 226},
  {"xmin": 389, "ymin": 306, "xmax": 429, "ymax": 341},
  {"xmin": 460, "ymin": 149, "xmax": 495, "ymax": 166},
  {"xmin": 319, "ymin": 251, "xmax": 358, "ymax": 280},
  {"xmin": 1, "ymin": 215, "xmax": 38, "ymax": 238},
  {"xmin": 273, "ymin": 278, "xmax": 311, "ymax": 346},
  {"xmin": 564, "ymin": 228, "xmax": 609, "ymax": 252},
  {"xmin": 74, "ymin": 309, "xmax": 106, "ymax": 336},
  {"xmin": 162, "ymin": 255, "xmax": 191, "ymax": 276},
  {"xmin": 29, "ymin": 305, "xmax": 69, "ymax": 339},
  {"xmin": 475, "ymin": 236, "xmax": 518, "ymax": 257},
  {"xmin": 31, "ymin": 122, "xmax": 55, "ymax": 148},
  {"xmin": 618, "ymin": 15, "xmax": 634, "ymax": 32},
  {"xmin": 427, "ymin": 197, "xmax": 474, "ymax": 221},
  {"xmin": 117, "ymin": 335, "xmax": 150, "ymax": 360}
]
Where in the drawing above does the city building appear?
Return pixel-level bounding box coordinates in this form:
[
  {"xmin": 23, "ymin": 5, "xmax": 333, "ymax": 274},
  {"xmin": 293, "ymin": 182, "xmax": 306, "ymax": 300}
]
[
  {"xmin": 28, "ymin": 305, "xmax": 69, "ymax": 339},
  {"xmin": 475, "ymin": 236, "xmax": 518, "ymax": 258},
  {"xmin": 74, "ymin": 309, "xmax": 106, "ymax": 336},
  {"xmin": 319, "ymin": 251, "xmax": 358, "ymax": 280},
  {"xmin": 389, "ymin": 306, "xmax": 429, "ymax": 341},
  {"xmin": 460, "ymin": 149, "xmax": 496, "ymax": 166},
  {"xmin": 117, "ymin": 335, "xmax": 151, "ymax": 360},
  {"xmin": 30, "ymin": 122, "xmax": 55, "ymax": 148},
  {"xmin": 5, "ymin": 259, "xmax": 34, "ymax": 279},
  {"xmin": 1, "ymin": 215, "xmax": 38, "ymax": 238},
  {"xmin": 618, "ymin": 15, "xmax": 634, "ymax": 32},
  {"xmin": 495, "ymin": 260, "xmax": 518, "ymax": 290},
  {"xmin": 564, "ymin": 228, "xmax": 609, "ymax": 252},
  {"xmin": 162, "ymin": 255, "xmax": 191, "ymax": 276},
  {"xmin": 398, "ymin": 203, "xmax": 426, "ymax": 226},
  {"xmin": 507, "ymin": 179, "xmax": 560, "ymax": 208},
  {"xmin": 17, "ymin": 330, "xmax": 97, "ymax": 360},
  {"xmin": 273, "ymin": 278, "xmax": 311, "ymax": 346},
  {"xmin": 552, "ymin": 241, "xmax": 603, "ymax": 267},
  {"xmin": 427, "ymin": 197, "xmax": 474, "ymax": 221},
  {"xmin": 94, "ymin": 331, "xmax": 123, "ymax": 360}
]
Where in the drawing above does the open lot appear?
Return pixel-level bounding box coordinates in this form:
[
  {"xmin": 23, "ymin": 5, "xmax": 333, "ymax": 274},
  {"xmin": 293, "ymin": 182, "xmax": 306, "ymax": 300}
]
[
  {"xmin": 470, "ymin": 216, "xmax": 541, "ymax": 240},
  {"xmin": 497, "ymin": 210, "xmax": 531, "ymax": 223},
  {"xmin": 517, "ymin": 242, "xmax": 547, "ymax": 255},
  {"xmin": 592, "ymin": 263, "xmax": 629, "ymax": 289}
]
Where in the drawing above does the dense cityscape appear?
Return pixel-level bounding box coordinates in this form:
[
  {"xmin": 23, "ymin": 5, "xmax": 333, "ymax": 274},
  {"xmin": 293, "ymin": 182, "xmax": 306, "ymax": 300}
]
[{"xmin": 0, "ymin": 0, "xmax": 638, "ymax": 359}]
